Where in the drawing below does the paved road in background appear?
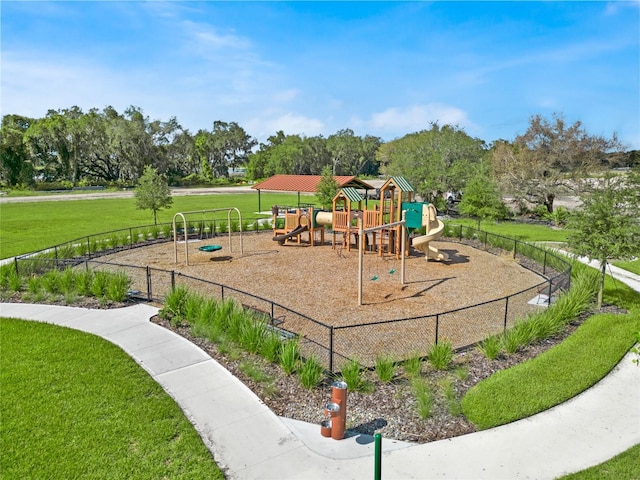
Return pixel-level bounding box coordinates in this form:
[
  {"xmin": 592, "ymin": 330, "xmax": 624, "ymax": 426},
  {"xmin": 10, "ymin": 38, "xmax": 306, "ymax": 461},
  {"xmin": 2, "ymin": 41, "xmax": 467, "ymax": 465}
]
[
  {"xmin": 1, "ymin": 181, "xmax": 581, "ymax": 210},
  {"xmin": 0, "ymin": 186, "xmax": 257, "ymax": 203}
]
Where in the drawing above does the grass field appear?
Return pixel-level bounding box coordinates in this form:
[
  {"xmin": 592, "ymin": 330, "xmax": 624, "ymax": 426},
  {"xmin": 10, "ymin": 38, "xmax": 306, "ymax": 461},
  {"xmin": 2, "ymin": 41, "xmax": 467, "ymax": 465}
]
[
  {"xmin": 0, "ymin": 318, "xmax": 224, "ymax": 479},
  {"xmin": 0, "ymin": 192, "xmax": 307, "ymax": 259}
]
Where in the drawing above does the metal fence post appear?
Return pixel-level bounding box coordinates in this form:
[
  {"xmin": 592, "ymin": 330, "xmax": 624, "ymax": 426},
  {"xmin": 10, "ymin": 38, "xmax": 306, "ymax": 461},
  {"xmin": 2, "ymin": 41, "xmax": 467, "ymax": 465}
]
[
  {"xmin": 503, "ymin": 296, "xmax": 509, "ymax": 332},
  {"xmin": 458, "ymin": 225, "xmax": 463, "ymax": 240},
  {"xmin": 171, "ymin": 270, "xmax": 175, "ymax": 290},
  {"xmin": 543, "ymin": 251, "xmax": 548, "ymax": 276},
  {"xmin": 221, "ymin": 285, "xmax": 225, "ymax": 301},
  {"xmin": 13, "ymin": 257, "xmax": 19, "ymax": 276},
  {"xmin": 329, "ymin": 326, "xmax": 334, "ymax": 372},
  {"xmin": 86, "ymin": 237, "xmax": 91, "ymax": 259},
  {"xmin": 270, "ymin": 302, "xmax": 275, "ymax": 324},
  {"xmin": 513, "ymin": 239, "xmax": 517, "ymax": 259},
  {"xmin": 547, "ymin": 279, "xmax": 553, "ymax": 305},
  {"xmin": 435, "ymin": 314, "xmax": 440, "ymax": 345},
  {"xmin": 146, "ymin": 266, "xmax": 152, "ymax": 301}
]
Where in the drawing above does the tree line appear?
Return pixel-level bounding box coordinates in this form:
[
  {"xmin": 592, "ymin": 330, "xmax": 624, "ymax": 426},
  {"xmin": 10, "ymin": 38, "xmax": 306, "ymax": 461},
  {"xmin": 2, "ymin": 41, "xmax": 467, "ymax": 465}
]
[{"xmin": 1, "ymin": 106, "xmax": 636, "ymax": 213}]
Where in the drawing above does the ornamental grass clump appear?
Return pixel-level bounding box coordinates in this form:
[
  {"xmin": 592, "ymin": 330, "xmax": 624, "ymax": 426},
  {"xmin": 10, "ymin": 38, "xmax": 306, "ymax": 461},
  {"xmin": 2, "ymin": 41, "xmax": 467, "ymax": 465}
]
[
  {"xmin": 411, "ymin": 377, "xmax": 434, "ymax": 419},
  {"xmin": 75, "ymin": 270, "xmax": 94, "ymax": 296},
  {"xmin": 298, "ymin": 356, "xmax": 325, "ymax": 389},
  {"xmin": 428, "ymin": 341, "xmax": 454, "ymax": 370},
  {"xmin": 260, "ymin": 331, "xmax": 283, "ymax": 363},
  {"xmin": 105, "ymin": 271, "xmax": 131, "ymax": 302},
  {"xmin": 161, "ymin": 285, "xmax": 190, "ymax": 326},
  {"xmin": 280, "ymin": 340, "xmax": 300, "ymax": 375},
  {"xmin": 340, "ymin": 359, "xmax": 372, "ymax": 393},
  {"xmin": 477, "ymin": 335, "xmax": 502, "ymax": 360},
  {"xmin": 403, "ymin": 353, "xmax": 422, "ymax": 378},
  {"xmin": 375, "ymin": 354, "xmax": 396, "ymax": 383},
  {"xmin": 239, "ymin": 319, "xmax": 267, "ymax": 354}
]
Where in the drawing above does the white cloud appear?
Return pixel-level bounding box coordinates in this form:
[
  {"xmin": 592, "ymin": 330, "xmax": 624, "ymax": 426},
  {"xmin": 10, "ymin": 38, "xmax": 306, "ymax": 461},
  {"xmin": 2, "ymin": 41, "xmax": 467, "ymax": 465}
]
[
  {"xmin": 368, "ymin": 104, "xmax": 477, "ymax": 135},
  {"xmin": 180, "ymin": 20, "xmax": 251, "ymax": 51},
  {"xmin": 244, "ymin": 113, "xmax": 325, "ymax": 140}
]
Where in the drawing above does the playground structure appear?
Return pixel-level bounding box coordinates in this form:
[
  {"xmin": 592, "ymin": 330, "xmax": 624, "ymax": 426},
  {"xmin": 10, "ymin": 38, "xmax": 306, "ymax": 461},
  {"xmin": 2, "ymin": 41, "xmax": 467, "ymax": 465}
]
[
  {"xmin": 173, "ymin": 208, "xmax": 244, "ymax": 266},
  {"xmin": 270, "ymin": 176, "xmax": 449, "ymax": 261}
]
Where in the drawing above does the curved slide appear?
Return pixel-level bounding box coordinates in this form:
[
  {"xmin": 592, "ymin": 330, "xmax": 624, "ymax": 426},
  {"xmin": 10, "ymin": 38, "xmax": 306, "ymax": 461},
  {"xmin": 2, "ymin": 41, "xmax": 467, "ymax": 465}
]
[
  {"xmin": 272, "ymin": 224, "xmax": 308, "ymax": 245},
  {"xmin": 412, "ymin": 204, "xmax": 449, "ymax": 261}
]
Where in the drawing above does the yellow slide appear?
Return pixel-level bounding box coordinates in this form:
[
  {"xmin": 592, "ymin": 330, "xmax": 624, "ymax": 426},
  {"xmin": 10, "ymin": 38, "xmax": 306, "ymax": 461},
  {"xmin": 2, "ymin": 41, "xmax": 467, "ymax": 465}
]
[{"xmin": 412, "ymin": 203, "xmax": 449, "ymax": 261}]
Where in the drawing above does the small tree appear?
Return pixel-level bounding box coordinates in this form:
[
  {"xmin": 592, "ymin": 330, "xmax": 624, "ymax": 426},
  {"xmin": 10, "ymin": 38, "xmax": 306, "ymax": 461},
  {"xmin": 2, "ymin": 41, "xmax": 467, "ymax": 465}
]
[
  {"xmin": 316, "ymin": 166, "xmax": 339, "ymax": 209},
  {"xmin": 567, "ymin": 171, "xmax": 640, "ymax": 308},
  {"xmin": 135, "ymin": 165, "xmax": 173, "ymax": 224},
  {"xmin": 458, "ymin": 166, "xmax": 508, "ymax": 229}
]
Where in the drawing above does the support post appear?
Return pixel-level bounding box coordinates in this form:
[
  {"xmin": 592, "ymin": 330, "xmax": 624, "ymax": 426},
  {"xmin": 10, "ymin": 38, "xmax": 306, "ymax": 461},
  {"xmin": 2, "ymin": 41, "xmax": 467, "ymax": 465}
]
[
  {"xmin": 374, "ymin": 433, "xmax": 382, "ymax": 480},
  {"xmin": 358, "ymin": 219, "xmax": 364, "ymax": 306}
]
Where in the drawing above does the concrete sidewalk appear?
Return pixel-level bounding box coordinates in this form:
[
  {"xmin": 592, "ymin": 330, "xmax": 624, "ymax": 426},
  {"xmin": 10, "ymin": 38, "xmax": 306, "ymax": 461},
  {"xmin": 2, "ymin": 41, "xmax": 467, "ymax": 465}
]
[{"xmin": 2, "ymin": 300, "xmax": 639, "ymax": 479}]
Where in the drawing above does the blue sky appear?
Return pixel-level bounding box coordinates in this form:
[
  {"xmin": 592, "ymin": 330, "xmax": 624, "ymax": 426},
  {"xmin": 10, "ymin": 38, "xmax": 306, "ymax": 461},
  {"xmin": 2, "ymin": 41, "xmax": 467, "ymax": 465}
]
[{"xmin": 2, "ymin": 1, "xmax": 639, "ymax": 149}]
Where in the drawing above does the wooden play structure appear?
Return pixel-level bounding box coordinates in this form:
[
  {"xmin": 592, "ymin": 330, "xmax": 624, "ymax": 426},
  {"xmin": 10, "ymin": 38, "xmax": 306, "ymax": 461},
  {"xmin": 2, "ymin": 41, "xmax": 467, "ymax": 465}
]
[
  {"xmin": 173, "ymin": 208, "xmax": 244, "ymax": 266},
  {"xmin": 270, "ymin": 176, "xmax": 448, "ymax": 261}
]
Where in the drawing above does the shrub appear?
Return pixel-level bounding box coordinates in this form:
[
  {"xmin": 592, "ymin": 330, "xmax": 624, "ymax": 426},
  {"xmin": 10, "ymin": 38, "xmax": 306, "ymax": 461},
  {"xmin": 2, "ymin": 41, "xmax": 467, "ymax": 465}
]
[
  {"xmin": 428, "ymin": 341, "xmax": 453, "ymax": 370},
  {"xmin": 298, "ymin": 356, "xmax": 325, "ymax": 389}
]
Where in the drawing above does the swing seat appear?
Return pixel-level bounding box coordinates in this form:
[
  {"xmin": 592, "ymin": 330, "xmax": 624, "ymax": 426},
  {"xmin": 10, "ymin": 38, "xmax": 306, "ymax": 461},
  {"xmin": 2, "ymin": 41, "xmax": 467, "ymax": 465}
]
[{"xmin": 198, "ymin": 245, "xmax": 222, "ymax": 252}]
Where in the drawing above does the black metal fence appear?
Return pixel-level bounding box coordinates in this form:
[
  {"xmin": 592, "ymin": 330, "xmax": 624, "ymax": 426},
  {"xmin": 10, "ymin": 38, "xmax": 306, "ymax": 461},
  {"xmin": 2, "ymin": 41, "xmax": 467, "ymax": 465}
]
[{"xmin": 12, "ymin": 222, "xmax": 571, "ymax": 372}]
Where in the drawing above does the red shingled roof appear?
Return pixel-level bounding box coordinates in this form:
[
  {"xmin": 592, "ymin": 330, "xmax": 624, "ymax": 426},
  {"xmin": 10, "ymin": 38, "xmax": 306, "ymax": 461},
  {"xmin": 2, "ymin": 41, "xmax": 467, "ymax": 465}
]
[{"xmin": 251, "ymin": 175, "xmax": 374, "ymax": 192}]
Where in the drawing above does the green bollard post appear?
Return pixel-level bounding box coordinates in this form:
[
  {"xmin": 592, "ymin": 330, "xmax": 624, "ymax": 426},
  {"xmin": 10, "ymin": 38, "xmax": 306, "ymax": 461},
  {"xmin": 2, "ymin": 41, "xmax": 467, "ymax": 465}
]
[{"xmin": 374, "ymin": 433, "xmax": 382, "ymax": 480}]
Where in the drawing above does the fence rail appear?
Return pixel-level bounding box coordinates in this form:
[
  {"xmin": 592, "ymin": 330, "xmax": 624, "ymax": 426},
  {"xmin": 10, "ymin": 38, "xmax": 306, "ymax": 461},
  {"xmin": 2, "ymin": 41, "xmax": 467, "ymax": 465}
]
[{"xmin": 12, "ymin": 222, "xmax": 571, "ymax": 372}]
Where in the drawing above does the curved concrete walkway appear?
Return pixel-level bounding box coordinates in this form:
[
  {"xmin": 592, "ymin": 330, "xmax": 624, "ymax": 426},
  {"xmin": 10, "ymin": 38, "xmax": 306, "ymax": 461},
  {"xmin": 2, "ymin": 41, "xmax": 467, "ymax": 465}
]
[{"xmin": 2, "ymin": 264, "xmax": 639, "ymax": 479}]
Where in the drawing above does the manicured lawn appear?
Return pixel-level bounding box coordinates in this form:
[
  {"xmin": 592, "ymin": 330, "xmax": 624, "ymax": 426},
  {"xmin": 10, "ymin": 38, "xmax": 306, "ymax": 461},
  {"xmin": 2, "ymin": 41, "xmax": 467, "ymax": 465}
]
[
  {"xmin": 0, "ymin": 318, "xmax": 224, "ymax": 479},
  {"xmin": 451, "ymin": 217, "xmax": 571, "ymax": 243},
  {"xmin": 461, "ymin": 309, "xmax": 640, "ymax": 429},
  {"xmin": 0, "ymin": 192, "xmax": 305, "ymax": 258},
  {"xmin": 558, "ymin": 443, "xmax": 640, "ymax": 479},
  {"xmin": 613, "ymin": 258, "xmax": 640, "ymax": 276}
]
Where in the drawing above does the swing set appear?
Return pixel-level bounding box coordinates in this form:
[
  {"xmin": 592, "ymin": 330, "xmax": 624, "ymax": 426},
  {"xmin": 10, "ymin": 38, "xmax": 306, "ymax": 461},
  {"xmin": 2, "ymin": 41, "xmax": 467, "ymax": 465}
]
[
  {"xmin": 356, "ymin": 212, "xmax": 407, "ymax": 306},
  {"xmin": 173, "ymin": 208, "xmax": 244, "ymax": 266}
]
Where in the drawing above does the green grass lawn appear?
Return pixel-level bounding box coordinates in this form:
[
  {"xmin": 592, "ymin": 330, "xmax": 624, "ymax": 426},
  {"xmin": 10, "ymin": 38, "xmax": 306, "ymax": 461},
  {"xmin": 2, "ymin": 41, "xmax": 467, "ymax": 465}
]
[
  {"xmin": 451, "ymin": 217, "xmax": 571, "ymax": 243},
  {"xmin": 613, "ymin": 258, "xmax": 640, "ymax": 276},
  {"xmin": 0, "ymin": 318, "xmax": 224, "ymax": 479},
  {"xmin": 0, "ymin": 192, "xmax": 307, "ymax": 258},
  {"xmin": 558, "ymin": 443, "xmax": 640, "ymax": 479},
  {"xmin": 461, "ymin": 309, "xmax": 640, "ymax": 429}
]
